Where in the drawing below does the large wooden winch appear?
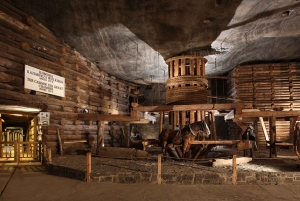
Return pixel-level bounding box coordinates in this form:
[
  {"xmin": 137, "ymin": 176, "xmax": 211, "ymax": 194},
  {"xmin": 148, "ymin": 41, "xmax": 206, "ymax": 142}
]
[{"xmin": 165, "ymin": 55, "xmax": 208, "ymax": 105}]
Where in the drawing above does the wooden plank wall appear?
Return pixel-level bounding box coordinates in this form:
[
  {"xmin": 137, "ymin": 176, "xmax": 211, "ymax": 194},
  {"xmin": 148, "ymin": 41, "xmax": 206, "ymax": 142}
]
[
  {"xmin": 257, "ymin": 120, "xmax": 290, "ymax": 145},
  {"xmin": 227, "ymin": 62, "xmax": 300, "ymax": 110},
  {"xmin": 227, "ymin": 120, "xmax": 290, "ymax": 145},
  {"xmin": 0, "ymin": 1, "xmax": 138, "ymax": 151}
]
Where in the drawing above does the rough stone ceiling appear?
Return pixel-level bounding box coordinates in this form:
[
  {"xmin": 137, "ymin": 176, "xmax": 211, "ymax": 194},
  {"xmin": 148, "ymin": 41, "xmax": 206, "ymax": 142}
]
[{"xmin": 11, "ymin": 0, "xmax": 300, "ymax": 84}]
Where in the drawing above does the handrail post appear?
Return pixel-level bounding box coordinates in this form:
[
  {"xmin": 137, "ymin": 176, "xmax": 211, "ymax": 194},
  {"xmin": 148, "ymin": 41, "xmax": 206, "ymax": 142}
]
[
  {"xmin": 157, "ymin": 154, "xmax": 162, "ymax": 184},
  {"xmin": 86, "ymin": 152, "xmax": 91, "ymax": 182}
]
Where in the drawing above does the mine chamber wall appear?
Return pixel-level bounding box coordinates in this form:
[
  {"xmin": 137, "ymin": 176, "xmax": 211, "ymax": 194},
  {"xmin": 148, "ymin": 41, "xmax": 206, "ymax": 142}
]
[{"xmin": 0, "ymin": 1, "xmax": 139, "ymax": 154}]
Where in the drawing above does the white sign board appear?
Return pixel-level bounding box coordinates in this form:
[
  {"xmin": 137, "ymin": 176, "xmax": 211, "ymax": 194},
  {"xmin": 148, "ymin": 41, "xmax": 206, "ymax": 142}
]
[
  {"xmin": 24, "ymin": 65, "xmax": 65, "ymax": 97},
  {"xmin": 144, "ymin": 113, "xmax": 156, "ymax": 123},
  {"xmin": 39, "ymin": 112, "xmax": 50, "ymax": 126}
]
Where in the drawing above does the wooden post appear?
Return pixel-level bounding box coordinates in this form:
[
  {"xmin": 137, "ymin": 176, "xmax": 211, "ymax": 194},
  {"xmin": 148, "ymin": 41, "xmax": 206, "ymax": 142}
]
[
  {"xmin": 86, "ymin": 152, "xmax": 91, "ymax": 182},
  {"xmin": 290, "ymin": 117, "xmax": 297, "ymax": 144},
  {"xmin": 269, "ymin": 116, "xmax": 277, "ymax": 158},
  {"xmin": 208, "ymin": 112, "xmax": 212, "ymax": 138},
  {"xmin": 201, "ymin": 111, "xmax": 205, "ymax": 121},
  {"xmin": 211, "ymin": 111, "xmax": 217, "ymax": 140},
  {"xmin": 96, "ymin": 121, "xmax": 104, "ymax": 155},
  {"xmin": 14, "ymin": 140, "xmax": 18, "ymax": 162},
  {"xmin": 157, "ymin": 153, "xmax": 162, "ymax": 184},
  {"xmin": 254, "ymin": 120, "xmax": 259, "ymax": 148},
  {"xmin": 43, "ymin": 144, "xmax": 47, "ymax": 165},
  {"xmin": 181, "ymin": 111, "xmax": 186, "ymax": 128},
  {"xmin": 190, "ymin": 58, "xmax": 195, "ymax": 75},
  {"xmin": 169, "ymin": 60, "xmax": 173, "ymax": 78},
  {"xmin": 174, "ymin": 111, "xmax": 179, "ymax": 128},
  {"xmin": 33, "ymin": 116, "xmax": 38, "ymax": 158},
  {"xmin": 38, "ymin": 141, "xmax": 42, "ymax": 162},
  {"xmin": 190, "ymin": 110, "xmax": 195, "ymax": 124},
  {"xmin": 159, "ymin": 112, "xmax": 164, "ymax": 134},
  {"xmin": 197, "ymin": 110, "xmax": 201, "ymax": 122},
  {"xmin": 174, "ymin": 58, "xmax": 178, "ymax": 76},
  {"xmin": 47, "ymin": 147, "xmax": 52, "ymax": 164},
  {"xmin": 124, "ymin": 123, "xmax": 130, "ymax": 148},
  {"xmin": 259, "ymin": 117, "xmax": 269, "ymax": 146},
  {"xmin": 57, "ymin": 128, "xmax": 63, "ymax": 155},
  {"xmin": 232, "ymin": 154, "xmax": 237, "ymax": 185},
  {"xmin": 170, "ymin": 111, "xmax": 175, "ymax": 130},
  {"xmin": 197, "ymin": 58, "xmax": 201, "ymax": 76},
  {"xmin": 0, "ymin": 118, "xmax": 2, "ymax": 157},
  {"xmin": 181, "ymin": 58, "xmax": 185, "ymax": 75}
]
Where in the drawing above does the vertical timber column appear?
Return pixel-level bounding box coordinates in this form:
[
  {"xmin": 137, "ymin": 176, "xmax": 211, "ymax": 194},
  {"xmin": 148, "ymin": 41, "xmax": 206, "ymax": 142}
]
[
  {"xmin": 211, "ymin": 112, "xmax": 217, "ymax": 140},
  {"xmin": 96, "ymin": 121, "xmax": 104, "ymax": 155},
  {"xmin": 197, "ymin": 58, "xmax": 201, "ymax": 76},
  {"xmin": 34, "ymin": 116, "xmax": 38, "ymax": 158},
  {"xmin": 269, "ymin": 116, "xmax": 277, "ymax": 158},
  {"xmin": 167, "ymin": 61, "xmax": 171, "ymax": 78},
  {"xmin": 174, "ymin": 111, "xmax": 179, "ymax": 130},
  {"xmin": 181, "ymin": 58, "xmax": 186, "ymax": 75},
  {"xmin": 0, "ymin": 118, "xmax": 2, "ymax": 157},
  {"xmin": 159, "ymin": 112, "xmax": 164, "ymax": 134},
  {"xmin": 181, "ymin": 111, "xmax": 186, "ymax": 129},
  {"xmin": 201, "ymin": 111, "xmax": 205, "ymax": 121},
  {"xmin": 254, "ymin": 120, "xmax": 259, "ymax": 147},
  {"xmin": 190, "ymin": 58, "xmax": 195, "ymax": 75},
  {"xmin": 124, "ymin": 123, "xmax": 130, "ymax": 148},
  {"xmin": 197, "ymin": 110, "xmax": 201, "ymax": 122},
  {"xmin": 175, "ymin": 111, "xmax": 181, "ymax": 126},
  {"xmin": 190, "ymin": 110, "xmax": 195, "ymax": 124},
  {"xmin": 290, "ymin": 117, "xmax": 297, "ymax": 144},
  {"xmin": 170, "ymin": 60, "xmax": 174, "ymax": 78},
  {"xmin": 207, "ymin": 112, "xmax": 212, "ymax": 140},
  {"xmin": 168, "ymin": 112, "xmax": 172, "ymax": 127},
  {"xmin": 201, "ymin": 59, "xmax": 206, "ymax": 76},
  {"xmin": 174, "ymin": 59, "xmax": 178, "ymax": 77}
]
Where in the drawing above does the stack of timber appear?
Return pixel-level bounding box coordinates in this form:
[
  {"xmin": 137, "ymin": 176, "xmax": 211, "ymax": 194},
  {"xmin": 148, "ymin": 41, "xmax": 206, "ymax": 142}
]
[
  {"xmin": 227, "ymin": 62, "xmax": 300, "ymax": 110},
  {"xmin": 0, "ymin": 1, "xmax": 138, "ymax": 152}
]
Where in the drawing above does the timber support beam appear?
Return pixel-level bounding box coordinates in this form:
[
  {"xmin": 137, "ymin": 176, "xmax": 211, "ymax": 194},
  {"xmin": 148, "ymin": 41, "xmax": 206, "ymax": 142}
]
[{"xmin": 78, "ymin": 114, "xmax": 139, "ymax": 122}]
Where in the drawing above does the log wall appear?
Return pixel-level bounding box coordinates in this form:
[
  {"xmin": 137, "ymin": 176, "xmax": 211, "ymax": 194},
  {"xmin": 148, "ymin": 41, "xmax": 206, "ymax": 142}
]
[
  {"xmin": 0, "ymin": 1, "xmax": 138, "ymax": 152},
  {"xmin": 226, "ymin": 62, "xmax": 298, "ymax": 145},
  {"xmin": 227, "ymin": 62, "xmax": 300, "ymax": 110}
]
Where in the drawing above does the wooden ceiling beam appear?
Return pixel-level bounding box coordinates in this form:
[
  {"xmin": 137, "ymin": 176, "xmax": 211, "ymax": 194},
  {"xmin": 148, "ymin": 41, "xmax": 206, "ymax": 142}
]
[
  {"xmin": 235, "ymin": 110, "xmax": 300, "ymax": 118},
  {"xmin": 133, "ymin": 103, "xmax": 244, "ymax": 112},
  {"xmin": 78, "ymin": 114, "xmax": 139, "ymax": 122}
]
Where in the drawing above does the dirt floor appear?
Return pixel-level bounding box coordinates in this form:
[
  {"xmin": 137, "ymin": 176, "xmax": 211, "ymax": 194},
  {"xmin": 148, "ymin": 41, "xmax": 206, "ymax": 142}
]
[{"xmin": 51, "ymin": 145, "xmax": 300, "ymax": 176}]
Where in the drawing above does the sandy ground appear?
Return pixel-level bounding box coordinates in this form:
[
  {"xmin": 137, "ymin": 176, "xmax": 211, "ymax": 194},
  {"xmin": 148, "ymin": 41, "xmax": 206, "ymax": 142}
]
[{"xmin": 51, "ymin": 146, "xmax": 300, "ymax": 176}]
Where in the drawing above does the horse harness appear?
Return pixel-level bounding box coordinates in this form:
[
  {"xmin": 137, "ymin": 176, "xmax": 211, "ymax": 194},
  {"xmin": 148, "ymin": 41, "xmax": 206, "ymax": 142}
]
[
  {"xmin": 189, "ymin": 121, "xmax": 207, "ymax": 136},
  {"xmin": 172, "ymin": 122, "xmax": 207, "ymax": 144}
]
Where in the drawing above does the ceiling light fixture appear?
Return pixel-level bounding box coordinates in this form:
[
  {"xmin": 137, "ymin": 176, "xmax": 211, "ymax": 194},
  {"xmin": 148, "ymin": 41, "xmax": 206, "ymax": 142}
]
[{"xmin": 0, "ymin": 105, "xmax": 41, "ymax": 113}]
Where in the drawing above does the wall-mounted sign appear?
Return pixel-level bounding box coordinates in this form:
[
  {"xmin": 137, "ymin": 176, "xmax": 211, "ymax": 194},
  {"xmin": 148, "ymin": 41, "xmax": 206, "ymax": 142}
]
[
  {"xmin": 144, "ymin": 113, "xmax": 156, "ymax": 123},
  {"xmin": 24, "ymin": 64, "xmax": 65, "ymax": 97},
  {"xmin": 38, "ymin": 112, "xmax": 50, "ymax": 126}
]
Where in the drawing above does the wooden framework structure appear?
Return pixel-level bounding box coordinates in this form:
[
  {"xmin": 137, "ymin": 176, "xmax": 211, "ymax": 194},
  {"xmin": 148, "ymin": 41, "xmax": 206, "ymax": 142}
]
[
  {"xmin": 133, "ymin": 103, "xmax": 300, "ymax": 159},
  {"xmin": 166, "ymin": 55, "xmax": 208, "ymax": 105}
]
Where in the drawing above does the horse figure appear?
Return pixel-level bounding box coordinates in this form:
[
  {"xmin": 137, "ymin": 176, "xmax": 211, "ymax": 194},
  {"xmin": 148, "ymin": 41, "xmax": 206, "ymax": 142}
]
[
  {"xmin": 241, "ymin": 125, "xmax": 258, "ymax": 157},
  {"xmin": 159, "ymin": 121, "xmax": 210, "ymax": 159}
]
